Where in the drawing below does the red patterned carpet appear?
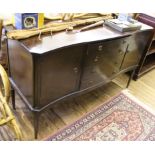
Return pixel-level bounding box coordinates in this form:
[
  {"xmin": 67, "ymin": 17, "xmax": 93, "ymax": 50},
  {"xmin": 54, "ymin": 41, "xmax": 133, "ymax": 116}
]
[{"xmin": 45, "ymin": 91, "xmax": 155, "ymax": 141}]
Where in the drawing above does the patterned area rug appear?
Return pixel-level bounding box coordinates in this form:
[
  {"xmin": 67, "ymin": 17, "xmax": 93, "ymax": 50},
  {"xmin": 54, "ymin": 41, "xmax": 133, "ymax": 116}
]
[{"xmin": 45, "ymin": 90, "xmax": 155, "ymax": 141}]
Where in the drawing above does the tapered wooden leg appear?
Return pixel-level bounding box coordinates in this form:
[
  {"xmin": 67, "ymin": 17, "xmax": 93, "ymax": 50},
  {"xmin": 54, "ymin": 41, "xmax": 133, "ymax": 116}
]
[
  {"xmin": 33, "ymin": 112, "xmax": 40, "ymax": 139},
  {"xmin": 11, "ymin": 88, "xmax": 16, "ymax": 110},
  {"xmin": 126, "ymin": 69, "xmax": 135, "ymax": 88}
]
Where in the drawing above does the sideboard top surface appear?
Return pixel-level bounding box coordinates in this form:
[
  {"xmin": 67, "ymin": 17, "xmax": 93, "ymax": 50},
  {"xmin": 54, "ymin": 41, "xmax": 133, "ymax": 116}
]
[{"xmin": 7, "ymin": 22, "xmax": 153, "ymax": 54}]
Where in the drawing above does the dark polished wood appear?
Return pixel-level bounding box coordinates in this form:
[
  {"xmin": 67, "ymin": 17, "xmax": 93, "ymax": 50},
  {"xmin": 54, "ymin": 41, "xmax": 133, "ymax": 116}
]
[{"xmin": 6, "ymin": 23, "xmax": 153, "ymax": 138}]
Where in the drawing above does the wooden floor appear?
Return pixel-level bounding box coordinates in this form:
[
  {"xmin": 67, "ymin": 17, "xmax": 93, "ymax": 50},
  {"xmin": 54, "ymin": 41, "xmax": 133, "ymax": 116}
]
[{"xmin": 1, "ymin": 70, "xmax": 155, "ymax": 140}]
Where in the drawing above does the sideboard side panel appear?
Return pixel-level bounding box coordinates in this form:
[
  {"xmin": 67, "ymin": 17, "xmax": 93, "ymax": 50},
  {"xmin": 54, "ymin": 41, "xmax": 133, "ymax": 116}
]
[
  {"xmin": 8, "ymin": 40, "xmax": 34, "ymax": 106},
  {"xmin": 121, "ymin": 30, "xmax": 153, "ymax": 70}
]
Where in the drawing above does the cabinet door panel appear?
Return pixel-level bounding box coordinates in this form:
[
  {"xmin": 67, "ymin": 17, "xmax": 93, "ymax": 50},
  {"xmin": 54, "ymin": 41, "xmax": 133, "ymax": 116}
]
[
  {"xmin": 39, "ymin": 45, "xmax": 84, "ymax": 107},
  {"xmin": 121, "ymin": 31, "xmax": 152, "ymax": 70},
  {"xmin": 80, "ymin": 37, "xmax": 128, "ymax": 90}
]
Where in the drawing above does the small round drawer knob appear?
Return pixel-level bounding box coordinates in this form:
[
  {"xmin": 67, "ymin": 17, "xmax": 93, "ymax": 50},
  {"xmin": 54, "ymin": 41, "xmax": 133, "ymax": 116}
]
[
  {"xmin": 98, "ymin": 45, "xmax": 103, "ymax": 51},
  {"xmin": 94, "ymin": 58, "xmax": 98, "ymax": 62},
  {"xmin": 73, "ymin": 67, "xmax": 78, "ymax": 73},
  {"xmin": 94, "ymin": 56, "xmax": 99, "ymax": 62}
]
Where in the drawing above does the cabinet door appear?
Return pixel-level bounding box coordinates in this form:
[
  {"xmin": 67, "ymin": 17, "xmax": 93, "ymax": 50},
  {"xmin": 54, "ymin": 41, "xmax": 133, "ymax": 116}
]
[
  {"xmin": 121, "ymin": 31, "xmax": 152, "ymax": 70},
  {"xmin": 80, "ymin": 38, "xmax": 128, "ymax": 90},
  {"xmin": 39, "ymin": 45, "xmax": 84, "ymax": 107}
]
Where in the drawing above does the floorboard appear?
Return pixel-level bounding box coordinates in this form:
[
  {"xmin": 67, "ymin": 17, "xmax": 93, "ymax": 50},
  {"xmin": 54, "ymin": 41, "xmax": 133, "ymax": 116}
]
[{"xmin": 1, "ymin": 70, "xmax": 155, "ymax": 140}]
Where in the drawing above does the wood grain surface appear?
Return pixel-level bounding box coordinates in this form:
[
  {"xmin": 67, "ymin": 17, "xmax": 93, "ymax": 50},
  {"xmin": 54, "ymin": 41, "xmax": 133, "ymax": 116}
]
[{"xmin": 1, "ymin": 70, "xmax": 155, "ymax": 140}]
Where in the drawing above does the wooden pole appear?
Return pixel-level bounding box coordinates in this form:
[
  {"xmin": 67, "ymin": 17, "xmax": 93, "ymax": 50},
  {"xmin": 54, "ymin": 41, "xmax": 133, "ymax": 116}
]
[{"xmin": 7, "ymin": 15, "xmax": 113, "ymax": 40}]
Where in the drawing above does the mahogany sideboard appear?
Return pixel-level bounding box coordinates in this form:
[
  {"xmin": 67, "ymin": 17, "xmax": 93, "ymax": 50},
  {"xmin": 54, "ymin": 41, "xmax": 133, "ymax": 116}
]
[{"xmin": 5, "ymin": 23, "xmax": 153, "ymax": 139}]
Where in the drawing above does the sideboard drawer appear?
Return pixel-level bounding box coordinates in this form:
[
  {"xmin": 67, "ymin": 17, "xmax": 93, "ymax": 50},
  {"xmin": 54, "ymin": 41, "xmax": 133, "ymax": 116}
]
[{"xmin": 80, "ymin": 37, "xmax": 128, "ymax": 90}]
